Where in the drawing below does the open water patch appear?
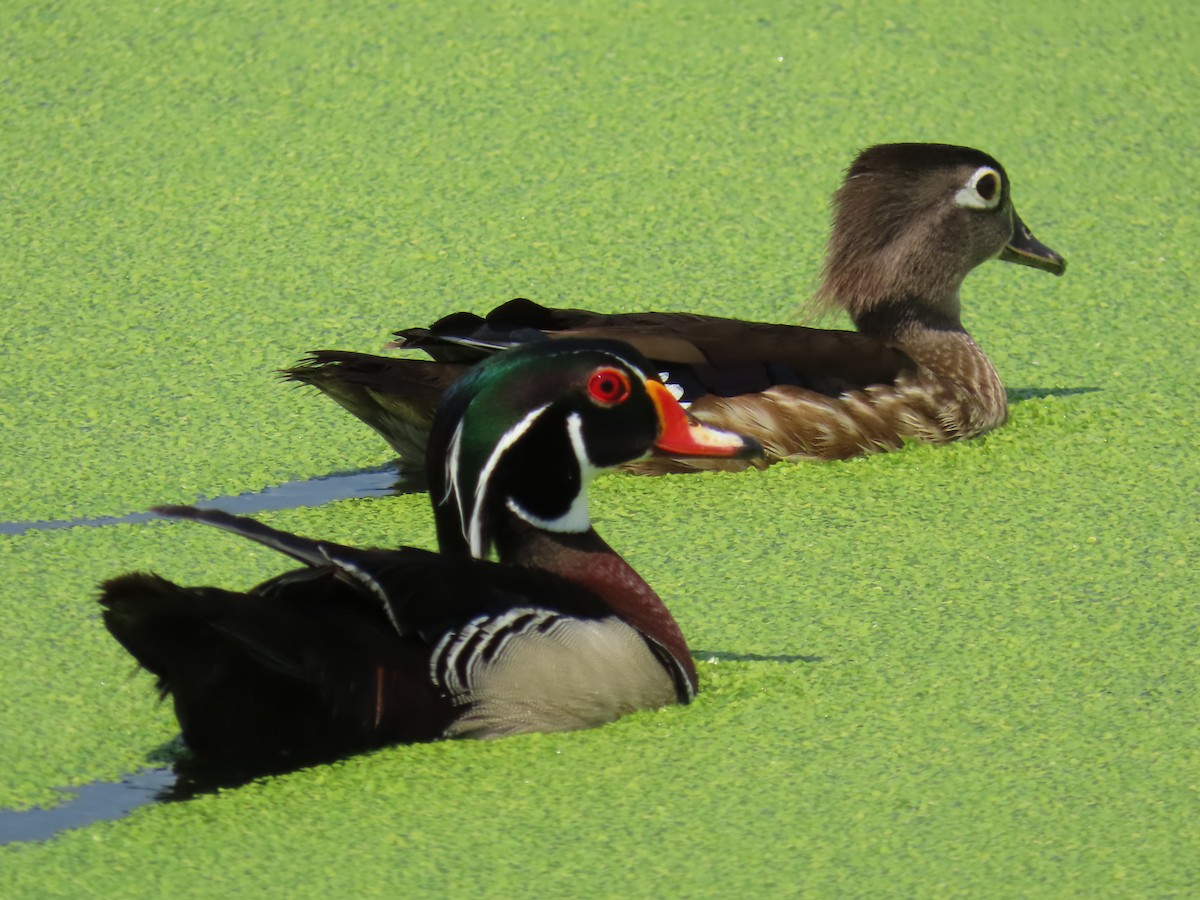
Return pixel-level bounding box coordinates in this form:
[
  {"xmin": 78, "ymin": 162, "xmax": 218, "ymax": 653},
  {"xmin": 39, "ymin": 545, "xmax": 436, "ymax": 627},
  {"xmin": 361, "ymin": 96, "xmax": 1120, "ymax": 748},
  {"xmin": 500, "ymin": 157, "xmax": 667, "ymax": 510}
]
[
  {"xmin": 0, "ymin": 768, "xmax": 178, "ymax": 846},
  {"xmin": 0, "ymin": 464, "xmax": 405, "ymax": 536}
]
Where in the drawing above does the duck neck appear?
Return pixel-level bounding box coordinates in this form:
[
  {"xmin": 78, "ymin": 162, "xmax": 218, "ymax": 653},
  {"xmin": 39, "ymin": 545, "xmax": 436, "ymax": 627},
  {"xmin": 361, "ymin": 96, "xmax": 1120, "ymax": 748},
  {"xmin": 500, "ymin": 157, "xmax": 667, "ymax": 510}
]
[
  {"xmin": 853, "ymin": 294, "xmax": 1006, "ymax": 422},
  {"xmin": 496, "ymin": 519, "xmax": 698, "ymax": 692},
  {"xmin": 851, "ymin": 293, "xmax": 964, "ymax": 343},
  {"xmin": 856, "ymin": 293, "xmax": 997, "ymax": 372}
]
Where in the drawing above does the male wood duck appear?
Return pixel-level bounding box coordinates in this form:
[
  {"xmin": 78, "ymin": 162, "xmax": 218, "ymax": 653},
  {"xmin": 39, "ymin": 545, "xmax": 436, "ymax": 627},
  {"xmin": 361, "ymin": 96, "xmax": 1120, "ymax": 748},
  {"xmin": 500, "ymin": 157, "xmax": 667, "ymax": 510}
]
[
  {"xmin": 287, "ymin": 143, "xmax": 1066, "ymax": 475},
  {"xmin": 100, "ymin": 340, "xmax": 760, "ymax": 769}
]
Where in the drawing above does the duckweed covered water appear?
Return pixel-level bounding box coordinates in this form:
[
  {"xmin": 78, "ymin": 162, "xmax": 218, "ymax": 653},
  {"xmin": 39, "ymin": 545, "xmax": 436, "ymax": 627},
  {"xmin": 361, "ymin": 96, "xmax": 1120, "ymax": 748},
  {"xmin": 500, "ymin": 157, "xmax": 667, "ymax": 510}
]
[{"xmin": 2, "ymin": 0, "xmax": 1197, "ymax": 894}]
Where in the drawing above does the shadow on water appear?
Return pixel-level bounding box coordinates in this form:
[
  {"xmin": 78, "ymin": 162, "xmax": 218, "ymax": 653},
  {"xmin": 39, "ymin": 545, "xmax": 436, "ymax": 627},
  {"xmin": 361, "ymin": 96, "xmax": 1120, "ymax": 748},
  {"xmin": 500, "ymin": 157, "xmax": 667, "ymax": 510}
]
[
  {"xmin": 0, "ymin": 749, "xmax": 336, "ymax": 845},
  {"xmin": 0, "ymin": 768, "xmax": 178, "ymax": 846},
  {"xmin": 0, "ymin": 463, "xmax": 415, "ymax": 537},
  {"xmin": 1007, "ymin": 386, "xmax": 1100, "ymax": 403},
  {"xmin": 0, "ymin": 650, "xmax": 818, "ymax": 845},
  {"xmin": 693, "ymin": 649, "xmax": 823, "ymax": 664}
]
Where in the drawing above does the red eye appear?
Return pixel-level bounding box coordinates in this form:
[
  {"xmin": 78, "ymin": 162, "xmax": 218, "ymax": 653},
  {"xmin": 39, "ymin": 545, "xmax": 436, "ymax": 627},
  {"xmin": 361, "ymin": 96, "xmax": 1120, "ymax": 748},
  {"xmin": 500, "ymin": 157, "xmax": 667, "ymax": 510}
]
[{"xmin": 587, "ymin": 367, "xmax": 631, "ymax": 406}]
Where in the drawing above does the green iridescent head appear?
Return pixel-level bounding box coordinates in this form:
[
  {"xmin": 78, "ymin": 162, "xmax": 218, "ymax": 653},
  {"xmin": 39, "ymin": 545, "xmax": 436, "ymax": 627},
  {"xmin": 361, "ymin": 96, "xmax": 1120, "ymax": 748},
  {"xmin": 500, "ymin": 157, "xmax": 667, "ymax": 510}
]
[{"xmin": 425, "ymin": 338, "xmax": 759, "ymax": 559}]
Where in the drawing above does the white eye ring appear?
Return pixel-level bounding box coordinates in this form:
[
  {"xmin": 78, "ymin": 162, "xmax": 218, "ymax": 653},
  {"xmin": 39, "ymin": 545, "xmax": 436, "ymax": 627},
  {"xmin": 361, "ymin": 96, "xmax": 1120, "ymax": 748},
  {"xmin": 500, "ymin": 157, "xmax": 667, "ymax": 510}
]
[{"xmin": 955, "ymin": 166, "xmax": 1003, "ymax": 210}]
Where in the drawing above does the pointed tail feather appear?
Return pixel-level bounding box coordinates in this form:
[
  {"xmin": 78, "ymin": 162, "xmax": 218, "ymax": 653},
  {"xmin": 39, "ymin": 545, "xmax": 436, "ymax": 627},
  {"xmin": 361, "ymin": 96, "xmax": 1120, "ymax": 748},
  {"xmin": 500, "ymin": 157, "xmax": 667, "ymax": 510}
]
[
  {"xmin": 283, "ymin": 351, "xmax": 462, "ymax": 463},
  {"xmin": 151, "ymin": 505, "xmax": 343, "ymax": 570},
  {"xmin": 151, "ymin": 506, "xmax": 426, "ymax": 636}
]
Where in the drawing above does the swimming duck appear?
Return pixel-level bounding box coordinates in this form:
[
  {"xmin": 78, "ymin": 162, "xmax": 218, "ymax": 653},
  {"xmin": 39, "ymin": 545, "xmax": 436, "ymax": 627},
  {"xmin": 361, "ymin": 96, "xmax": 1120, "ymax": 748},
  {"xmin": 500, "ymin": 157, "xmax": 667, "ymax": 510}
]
[
  {"xmin": 100, "ymin": 340, "xmax": 760, "ymax": 769},
  {"xmin": 288, "ymin": 142, "xmax": 1065, "ymax": 474}
]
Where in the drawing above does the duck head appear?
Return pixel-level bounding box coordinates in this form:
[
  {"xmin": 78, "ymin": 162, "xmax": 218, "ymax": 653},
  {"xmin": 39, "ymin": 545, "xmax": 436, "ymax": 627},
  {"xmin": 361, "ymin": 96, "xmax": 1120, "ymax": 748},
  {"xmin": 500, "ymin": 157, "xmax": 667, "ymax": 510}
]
[
  {"xmin": 816, "ymin": 142, "xmax": 1066, "ymax": 333},
  {"xmin": 427, "ymin": 338, "xmax": 762, "ymax": 558}
]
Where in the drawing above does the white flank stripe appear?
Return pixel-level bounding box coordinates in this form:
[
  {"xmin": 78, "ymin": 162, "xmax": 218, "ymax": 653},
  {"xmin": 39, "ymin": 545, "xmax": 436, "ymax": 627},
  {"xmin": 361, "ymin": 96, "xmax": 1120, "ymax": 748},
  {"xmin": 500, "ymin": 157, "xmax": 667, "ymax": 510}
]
[
  {"xmin": 652, "ymin": 636, "xmax": 697, "ymax": 703},
  {"xmin": 430, "ymin": 630, "xmax": 458, "ymax": 690},
  {"xmin": 431, "ymin": 608, "xmax": 562, "ymax": 694}
]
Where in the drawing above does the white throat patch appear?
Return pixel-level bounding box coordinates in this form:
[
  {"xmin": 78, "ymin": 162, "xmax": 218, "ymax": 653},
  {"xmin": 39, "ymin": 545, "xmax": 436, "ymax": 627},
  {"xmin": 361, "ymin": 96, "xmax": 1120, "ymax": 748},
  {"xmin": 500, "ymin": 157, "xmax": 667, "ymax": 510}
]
[{"xmin": 506, "ymin": 411, "xmax": 598, "ymax": 534}]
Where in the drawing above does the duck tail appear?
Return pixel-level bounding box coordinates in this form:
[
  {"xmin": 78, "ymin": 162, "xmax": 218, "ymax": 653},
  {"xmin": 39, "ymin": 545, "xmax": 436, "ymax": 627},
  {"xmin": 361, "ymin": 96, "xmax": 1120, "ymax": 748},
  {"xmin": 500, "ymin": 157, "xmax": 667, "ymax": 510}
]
[
  {"xmin": 99, "ymin": 573, "xmax": 265, "ymax": 696},
  {"xmin": 151, "ymin": 505, "xmax": 342, "ymax": 569},
  {"xmin": 390, "ymin": 297, "xmax": 557, "ymax": 360},
  {"xmin": 283, "ymin": 351, "xmax": 462, "ymax": 467}
]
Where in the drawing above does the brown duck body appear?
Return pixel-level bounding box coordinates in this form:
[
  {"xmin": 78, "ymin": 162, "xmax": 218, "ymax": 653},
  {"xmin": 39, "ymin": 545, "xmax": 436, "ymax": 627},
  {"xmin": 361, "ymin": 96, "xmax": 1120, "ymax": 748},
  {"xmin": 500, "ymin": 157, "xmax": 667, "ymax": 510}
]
[
  {"xmin": 396, "ymin": 299, "xmax": 1008, "ymax": 471},
  {"xmin": 289, "ymin": 143, "xmax": 1065, "ymax": 473}
]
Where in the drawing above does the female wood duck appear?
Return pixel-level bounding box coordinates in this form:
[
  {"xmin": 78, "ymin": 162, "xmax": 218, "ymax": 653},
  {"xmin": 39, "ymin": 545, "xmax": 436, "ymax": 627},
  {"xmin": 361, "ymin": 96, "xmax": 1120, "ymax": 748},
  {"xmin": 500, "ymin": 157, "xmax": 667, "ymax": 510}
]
[
  {"xmin": 100, "ymin": 340, "xmax": 760, "ymax": 769},
  {"xmin": 287, "ymin": 143, "xmax": 1065, "ymax": 474}
]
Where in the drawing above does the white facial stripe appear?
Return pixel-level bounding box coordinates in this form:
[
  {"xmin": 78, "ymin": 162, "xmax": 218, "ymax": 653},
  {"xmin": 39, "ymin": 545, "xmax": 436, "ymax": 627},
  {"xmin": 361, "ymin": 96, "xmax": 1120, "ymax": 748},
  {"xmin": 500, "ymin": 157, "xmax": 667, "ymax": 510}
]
[
  {"xmin": 466, "ymin": 403, "xmax": 552, "ymax": 558},
  {"xmin": 506, "ymin": 494, "xmax": 590, "ymax": 533},
  {"xmin": 443, "ymin": 418, "xmax": 466, "ymax": 528},
  {"xmin": 566, "ymin": 411, "xmax": 603, "ymax": 484},
  {"xmin": 504, "ymin": 411, "xmax": 598, "ymax": 534}
]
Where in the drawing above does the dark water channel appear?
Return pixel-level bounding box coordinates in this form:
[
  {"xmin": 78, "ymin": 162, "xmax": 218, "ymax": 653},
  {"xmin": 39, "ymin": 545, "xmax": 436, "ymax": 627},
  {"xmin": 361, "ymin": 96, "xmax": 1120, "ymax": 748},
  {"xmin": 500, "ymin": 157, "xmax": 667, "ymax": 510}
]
[
  {"xmin": 0, "ymin": 769, "xmax": 178, "ymax": 846},
  {"xmin": 0, "ymin": 464, "xmax": 404, "ymax": 536}
]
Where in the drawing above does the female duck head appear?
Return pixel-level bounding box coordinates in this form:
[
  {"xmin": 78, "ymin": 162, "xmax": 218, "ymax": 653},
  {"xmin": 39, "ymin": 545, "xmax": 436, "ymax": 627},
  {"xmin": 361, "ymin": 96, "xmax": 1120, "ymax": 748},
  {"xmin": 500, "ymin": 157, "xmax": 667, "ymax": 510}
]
[
  {"xmin": 427, "ymin": 338, "xmax": 759, "ymax": 559},
  {"xmin": 818, "ymin": 142, "xmax": 1066, "ymax": 327}
]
